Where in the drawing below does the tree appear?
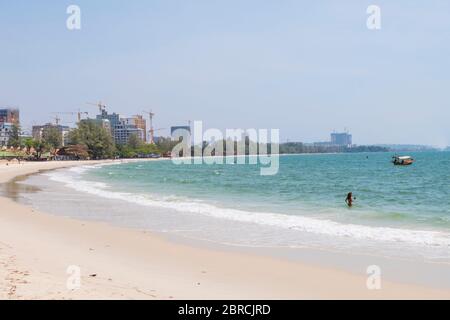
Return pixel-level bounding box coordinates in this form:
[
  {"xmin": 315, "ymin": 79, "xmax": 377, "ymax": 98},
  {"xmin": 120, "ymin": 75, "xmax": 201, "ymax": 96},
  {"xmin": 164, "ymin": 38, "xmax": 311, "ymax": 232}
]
[
  {"xmin": 69, "ymin": 120, "xmax": 115, "ymax": 159},
  {"xmin": 155, "ymin": 137, "xmax": 178, "ymax": 154},
  {"xmin": 23, "ymin": 137, "xmax": 35, "ymax": 155},
  {"xmin": 115, "ymin": 137, "xmax": 162, "ymax": 159},
  {"xmin": 32, "ymin": 140, "xmax": 48, "ymax": 159},
  {"xmin": 7, "ymin": 124, "xmax": 21, "ymax": 148},
  {"xmin": 42, "ymin": 126, "xmax": 63, "ymax": 154},
  {"xmin": 136, "ymin": 143, "xmax": 160, "ymax": 154},
  {"xmin": 57, "ymin": 144, "xmax": 89, "ymax": 160},
  {"xmin": 116, "ymin": 144, "xmax": 137, "ymax": 159},
  {"xmin": 127, "ymin": 133, "xmax": 143, "ymax": 149}
]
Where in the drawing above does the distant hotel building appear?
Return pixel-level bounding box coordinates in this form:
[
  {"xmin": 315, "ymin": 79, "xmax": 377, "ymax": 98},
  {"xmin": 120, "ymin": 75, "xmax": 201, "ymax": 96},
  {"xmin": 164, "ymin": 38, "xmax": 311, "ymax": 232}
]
[
  {"xmin": 331, "ymin": 132, "xmax": 352, "ymax": 146},
  {"xmin": 312, "ymin": 131, "xmax": 353, "ymax": 147},
  {"xmin": 0, "ymin": 108, "xmax": 20, "ymax": 147}
]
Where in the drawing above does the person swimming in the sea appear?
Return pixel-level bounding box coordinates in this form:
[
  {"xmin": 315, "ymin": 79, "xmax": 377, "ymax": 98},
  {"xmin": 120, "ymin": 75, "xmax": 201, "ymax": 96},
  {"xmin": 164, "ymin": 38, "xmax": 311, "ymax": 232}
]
[{"xmin": 345, "ymin": 192, "xmax": 355, "ymax": 207}]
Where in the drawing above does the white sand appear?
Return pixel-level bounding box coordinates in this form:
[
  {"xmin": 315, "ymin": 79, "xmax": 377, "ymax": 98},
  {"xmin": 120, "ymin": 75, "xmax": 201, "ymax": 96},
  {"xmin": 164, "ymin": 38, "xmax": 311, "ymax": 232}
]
[{"xmin": 0, "ymin": 160, "xmax": 449, "ymax": 299}]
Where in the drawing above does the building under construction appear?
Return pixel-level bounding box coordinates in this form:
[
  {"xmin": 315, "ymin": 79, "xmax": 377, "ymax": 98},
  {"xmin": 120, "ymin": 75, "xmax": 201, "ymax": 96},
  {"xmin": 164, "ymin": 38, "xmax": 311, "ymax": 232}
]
[
  {"xmin": 95, "ymin": 109, "xmax": 146, "ymax": 145},
  {"xmin": 0, "ymin": 108, "xmax": 20, "ymax": 125},
  {"xmin": 125, "ymin": 115, "xmax": 147, "ymax": 142}
]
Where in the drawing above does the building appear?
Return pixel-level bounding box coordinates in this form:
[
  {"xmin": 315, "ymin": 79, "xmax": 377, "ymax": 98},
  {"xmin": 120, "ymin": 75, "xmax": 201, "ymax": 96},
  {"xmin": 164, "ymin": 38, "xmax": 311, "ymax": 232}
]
[
  {"xmin": 95, "ymin": 110, "xmax": 121, "ymax": 144},
  {"xmin": 0, "ymin": 108, "xmax": 20, "ymax": 146},
  {"xmin": 331, "ymin": 132, "xmax": 352, "ymax": 146},
  {"xmin": 0, "ymin": 123, "xmax": 13, "ymax": 147},
  {"xmin": 171, "ymin": 126, "xmax": 191, "ymax": 137},
  {"xmin": 114, "ymin": 121, "xmax": 145, "ymax": 145},
  {"xmin": 96, "ymin": 110, "xmax": 146, "ymax": 145},
  {"xmin": 0, "ymin": 108, "xmax": 20, "ymax": 125},
  {"xmin": 32, "ymin": 123, "xmax": 71, "ymax": 147},
  {"xmin": 96, "ymin": 110, "xmax": 120, "ymax": 130},
  {"xmin": 124, "ymin": 115, "xmax": 147, "ymax": 142},
  {"xmin": 80, "ymin": 118, "xmax": 110, "ymax": 131},
  {"xmin": 97, "ymin": 118, "xmax": 111, "ymax": 132}
]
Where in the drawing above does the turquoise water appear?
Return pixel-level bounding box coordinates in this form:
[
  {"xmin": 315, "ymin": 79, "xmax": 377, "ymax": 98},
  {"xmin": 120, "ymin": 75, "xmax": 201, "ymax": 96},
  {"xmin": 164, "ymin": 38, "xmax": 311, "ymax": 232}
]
[
  {"xmin": 85, "ymin": 152, "xmax": 450, "ymax": 231},
  {"xmin": 37, "ymin": 151, "xmax": 450, "ymax": 256}
]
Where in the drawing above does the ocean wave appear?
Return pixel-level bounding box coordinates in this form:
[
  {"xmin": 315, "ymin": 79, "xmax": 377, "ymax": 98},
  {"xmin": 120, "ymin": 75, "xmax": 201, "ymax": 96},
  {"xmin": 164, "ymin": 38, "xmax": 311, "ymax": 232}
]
[{"xmin": 45, "ymin": 166, "xmax": 450, "ymax": 248}]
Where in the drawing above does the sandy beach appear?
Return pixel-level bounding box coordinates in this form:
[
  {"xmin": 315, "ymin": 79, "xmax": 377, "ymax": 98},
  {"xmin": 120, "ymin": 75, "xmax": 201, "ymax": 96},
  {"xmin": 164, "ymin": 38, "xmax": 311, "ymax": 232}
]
[{"xmin": 0, "ymin": 160, "xmax": 449, "ymax": 300}]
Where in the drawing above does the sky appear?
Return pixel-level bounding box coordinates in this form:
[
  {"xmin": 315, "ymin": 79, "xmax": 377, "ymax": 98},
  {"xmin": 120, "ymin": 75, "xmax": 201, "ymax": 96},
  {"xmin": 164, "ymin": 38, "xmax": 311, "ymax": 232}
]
[{"xmin": 0, "ymin": 0, "xmax": 449, "ymax": 146}]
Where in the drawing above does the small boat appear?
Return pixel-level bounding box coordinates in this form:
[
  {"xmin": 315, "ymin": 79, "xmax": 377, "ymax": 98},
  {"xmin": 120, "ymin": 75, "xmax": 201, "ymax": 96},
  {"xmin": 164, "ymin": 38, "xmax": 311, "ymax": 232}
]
[{"xmin": 392, "ymin": 155, "xmax": 414, "ymax": 166}]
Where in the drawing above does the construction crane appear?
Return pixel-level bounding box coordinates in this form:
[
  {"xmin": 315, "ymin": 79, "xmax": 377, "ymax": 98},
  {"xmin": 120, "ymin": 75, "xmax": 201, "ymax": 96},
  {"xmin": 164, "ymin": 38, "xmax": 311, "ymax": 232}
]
[
  {"xmin": 86, "ymin": 101, "xmax": 107, "ymax": 114},
  {"xmin": 75, "ymin": 110, "xmax": 89, "ymax": 122},
  {"xmin": 142, "ymin": 128, "xmax": 166, "ymax": 144},
  {"xmin": 53, "ymin": 115, "xmax": 61, "ymax": 126},
  {"xmin": 51, "ymin": 114, "xmax": 74, "ymax": 126},
  {"xmin": 143, "ymin": 110, "xmax": 156, "ymax": 144},
  {"xmin": 53, "ymin": 110, "xmax": 89, "ymax": 122}
]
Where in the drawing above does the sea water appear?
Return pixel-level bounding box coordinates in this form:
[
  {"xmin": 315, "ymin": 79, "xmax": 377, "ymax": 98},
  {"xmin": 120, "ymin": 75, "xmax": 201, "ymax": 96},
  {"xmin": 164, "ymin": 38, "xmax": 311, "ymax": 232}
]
[{"xmin": 19, "ymin": 152, "xmax": 450, "ymax": 262}]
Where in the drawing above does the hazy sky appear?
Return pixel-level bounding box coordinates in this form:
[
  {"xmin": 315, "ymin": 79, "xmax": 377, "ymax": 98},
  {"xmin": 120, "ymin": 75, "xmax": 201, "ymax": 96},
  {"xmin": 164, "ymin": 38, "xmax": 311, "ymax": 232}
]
[{"xmin": 1, "ymin": 0, "xmax": 449, "ymax": 146}]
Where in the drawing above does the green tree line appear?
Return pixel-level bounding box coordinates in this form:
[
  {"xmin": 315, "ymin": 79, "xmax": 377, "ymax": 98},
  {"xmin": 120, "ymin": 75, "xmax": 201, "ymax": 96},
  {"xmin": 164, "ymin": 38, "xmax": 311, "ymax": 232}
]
[{"xmin": 5, "ymin": 121, "xmax": 178, "ymax": 160}]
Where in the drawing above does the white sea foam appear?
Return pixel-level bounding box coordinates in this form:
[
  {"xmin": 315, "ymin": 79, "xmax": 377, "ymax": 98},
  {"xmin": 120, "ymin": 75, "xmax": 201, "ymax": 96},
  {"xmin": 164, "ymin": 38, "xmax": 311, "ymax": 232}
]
[{"xmin": 45, "ymin": 165, "xmax": 450, "ymax": 248}]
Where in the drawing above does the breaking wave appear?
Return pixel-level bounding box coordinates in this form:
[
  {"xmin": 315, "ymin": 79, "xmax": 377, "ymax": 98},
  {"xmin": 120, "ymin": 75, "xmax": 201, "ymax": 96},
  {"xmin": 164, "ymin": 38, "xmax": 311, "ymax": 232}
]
[{"xmin": 44, "ymin": 165, "xmax": 450, "ymax": 249}]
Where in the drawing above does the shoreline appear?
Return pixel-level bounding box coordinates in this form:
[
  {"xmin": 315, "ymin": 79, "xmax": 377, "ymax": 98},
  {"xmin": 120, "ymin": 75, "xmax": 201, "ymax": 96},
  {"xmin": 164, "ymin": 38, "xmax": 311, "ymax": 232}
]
[{"xmin": 1, "ymin": 160, "xmax": 450, "ymax": 299}]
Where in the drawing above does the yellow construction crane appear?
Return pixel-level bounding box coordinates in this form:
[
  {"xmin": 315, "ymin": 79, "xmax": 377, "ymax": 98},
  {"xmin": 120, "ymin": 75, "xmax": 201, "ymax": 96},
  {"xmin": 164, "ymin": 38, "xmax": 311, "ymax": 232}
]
[
  {"xmin": 75, "ymin": 110, "xmax": 89, "ymax": 122},
  {"xmin": 86, "ymin": 101, "xmax": 107, "ymax": 113},
  {"xmin": 53, "ymin": 110, "xmax": 89, "ymax": 122},
  {"xmin": 143, "ymin": 110, "xmax": 156, "ymax": 144}
]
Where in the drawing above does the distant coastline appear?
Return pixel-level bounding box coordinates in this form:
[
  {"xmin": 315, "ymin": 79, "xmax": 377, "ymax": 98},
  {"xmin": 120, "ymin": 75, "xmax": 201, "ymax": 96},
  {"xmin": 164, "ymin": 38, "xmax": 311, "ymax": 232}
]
[{"xmin": 278, "ymin": 142, "xmax": 443, "ymax": 155}]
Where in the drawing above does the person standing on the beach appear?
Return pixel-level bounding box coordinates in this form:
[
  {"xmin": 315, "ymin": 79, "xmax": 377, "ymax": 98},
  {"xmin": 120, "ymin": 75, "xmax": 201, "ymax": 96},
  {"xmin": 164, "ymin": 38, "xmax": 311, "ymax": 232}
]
[{"xmin": 345, "ymin": 192, "xmax": 354, "ymax": 207}]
